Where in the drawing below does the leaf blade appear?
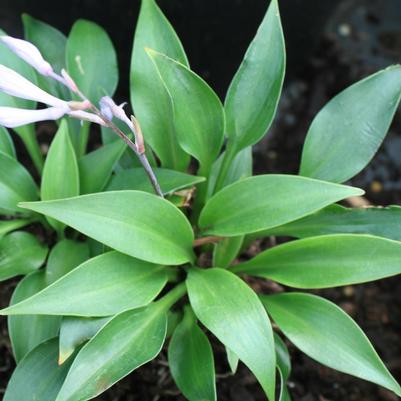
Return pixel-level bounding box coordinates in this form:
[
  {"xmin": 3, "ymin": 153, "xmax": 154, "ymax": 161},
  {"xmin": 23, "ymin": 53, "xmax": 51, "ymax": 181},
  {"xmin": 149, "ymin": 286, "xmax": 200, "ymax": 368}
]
[
  {"xmin": 234, "ymin": 234, "xmax": 401, "ymax": 288},
  {"xmin": 199, "ymin": 175, "xmax": 364, "ymax": 236},
  {"xmin": 187, "ymin": 268, "xmax": 276, "ymax": 400},
  {"xmin": 1, "ymin": 251, "xmax": 167, "ymax": 316},
  {"xmin": 300, "ymin": 66, "xmax": 401, "ymax": 183},
  {"xmin": 168, "ymin": 307, "xmax": 216, "ymax": 401},
  {"xmin": 225, "ymin": 0, "xmax": 285, "ymax": 150},
  {"xmin": 147, "ymin": 49, "xmax": 225, "ymax": 170},
  {"xmin": 20, "ymin": 191, "xmax": 195, "ymax": 265},
  {"xmin": 56, "ymin": 303, "xmax": 167, "ymax": 401},
  {"xmin": 131, "ymin": 0, "xmax": 190, "ymax": 170},
  {"xmin": 262, "ymin": 293, "xmax": 401, "ymax": 395}
]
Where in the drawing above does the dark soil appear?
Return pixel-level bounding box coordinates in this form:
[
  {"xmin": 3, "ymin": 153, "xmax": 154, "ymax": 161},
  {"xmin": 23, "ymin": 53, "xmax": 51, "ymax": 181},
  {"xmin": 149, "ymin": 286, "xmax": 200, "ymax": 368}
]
[{"xmin": 1, "ymin": 0, "xmax": 401, "ymax": 400}]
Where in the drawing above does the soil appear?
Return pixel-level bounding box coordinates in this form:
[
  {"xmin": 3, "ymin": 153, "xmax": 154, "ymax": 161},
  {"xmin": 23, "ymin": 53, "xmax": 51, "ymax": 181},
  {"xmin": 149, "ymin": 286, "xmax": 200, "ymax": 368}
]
[{"xmin": 1, "ymin": 1, "xmax": 401, "ymax": 400}]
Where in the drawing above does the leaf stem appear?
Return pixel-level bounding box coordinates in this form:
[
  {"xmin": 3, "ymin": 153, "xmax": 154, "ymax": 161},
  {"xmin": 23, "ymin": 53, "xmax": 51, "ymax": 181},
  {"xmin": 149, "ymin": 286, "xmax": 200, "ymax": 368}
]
[
  {"xmin": 193, "ymin": 235, "xmax": 224, "ymax": 247},
  {"xmin": 157, "ymin": 282, "xmax": 187, "ymax": 311}
]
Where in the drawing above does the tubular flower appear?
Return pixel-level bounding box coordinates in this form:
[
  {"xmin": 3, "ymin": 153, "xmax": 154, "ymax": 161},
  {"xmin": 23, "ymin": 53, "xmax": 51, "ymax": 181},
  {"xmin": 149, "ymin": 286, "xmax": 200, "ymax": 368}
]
[
  {"xmin": 0, "ymin": 106, "xmax": 68, "ymax": 128},
  {"xmin": 0, "ymin": 36, "xmax": 53, "ymax": 76},
  {"xmin": 0, "ymin": 64, "xmax": 66, "ymax": 107}
]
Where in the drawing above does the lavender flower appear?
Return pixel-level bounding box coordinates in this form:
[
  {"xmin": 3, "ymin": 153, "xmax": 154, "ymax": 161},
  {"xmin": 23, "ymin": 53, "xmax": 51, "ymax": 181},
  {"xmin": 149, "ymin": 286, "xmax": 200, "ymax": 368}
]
[{"xmin": 0, "ymin": 36, "xmax": 53, "ymax": 76}]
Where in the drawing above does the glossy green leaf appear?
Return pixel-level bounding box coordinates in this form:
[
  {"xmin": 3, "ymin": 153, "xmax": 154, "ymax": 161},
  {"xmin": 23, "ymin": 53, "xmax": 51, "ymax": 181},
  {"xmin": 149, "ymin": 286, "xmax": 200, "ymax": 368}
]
[
  {"xmin": 79, "ymin": 140, "xmax": 125, "ymax": 194},
  {"xmin": 0, "ymin": 126, "xmax": 16, "ymax": 158},
  {"xmin": 208, "ymin": 146, "xmax": 252, "ymax": 197},
  {"xmin": 300, "ymin": 66, "xmax": 401, "ymax": 183},
  {"xmin": 166, "ymin": 310, "xmax": 182, "ymax": 338},
  {"xmin": 22, "ymin": 14, "xmax": 68, "ymax": 98},
  {"xmin": 148, "ymin": 49, "xmax": 225, "ymax": 170},
  {"xmin": 0, "ymin": 219, "xmax": 32, "ymax": 238},
  {"xmin": 213, "ymin": 236, "xmax": 244, "ymax": 268},
  {"xmin": 0, "ymin": 231, "xmax": 47, "ymax": 281},
  {"xmin": 107, "ymin": 167, "xmax": 205, "ymax": 195},
  {"xmin": 8, "ymin": 271, "xmax": 60, "ymax": 363},
  {"xmin": 45, "ymin": 239, "xmax": 90, "ymax": 285},
  {"xmin": 20, "ymin": 191, "xmax": 194, "ymax": 265},
  {"xmin": 0, "ymin": 151, "xmax": 38, "ymax": 215},
  {"xmin": 66, "ymin": 19, "xmax": 118, "ymax": 104},
  {"xmin": 257, "ymin": 204, "xmax": 401, "ymax": 241},
  {"xmin": 199, "ymin": 175, "xmax": 364, "ymax": 236},
  {"xmin": 187, "ymin": 268, "xmax": 276, "ymax": 400},
  {"xmin": 233, "ymin": 234, "xmax": 401, "ymax": 288},
  {"xmin": 168, "ymin": 306, "xmax": 216, "ymax": 401},
  {"xmin": 1, "ymin": 251, "xmax": 167, "ymax": 317},
  {"xmin": 56, "ymin": 303, "xmax": 167, "ymax": 401},
  {"xmin": 226, "ymin": 347, "xmax": 239, "ymax": 374},
  {"xmin": 59, "ymin": 316, "xmax": 111, "ymax": 364},
  {"xmin": 225, "ymin": 0, "xmax": 285, "ymax": 150},
  {"xmin": 210, "ymin": 147, "xmax": 251, "ymax": 267},
  {"xmin": 4, "ymin": 339, "xmax": 74, "ymax": 401},
  {"xmin": 274, "ymin": 333, "xmax": 291, "ymax": 381},
  {"xmin": 131, "ymin": 0, "xmax": 190, "ymax": 171},
  {"xmin": 41, "ymin": 119, "xmax": 79, "ymax": 232},
  {"xmin": 278, "ymin": 370, "xmax": 292, "ymax": 401},
  {"xmin": 262, "ymin": 293, "xmax": 401, "ymax": 395}
]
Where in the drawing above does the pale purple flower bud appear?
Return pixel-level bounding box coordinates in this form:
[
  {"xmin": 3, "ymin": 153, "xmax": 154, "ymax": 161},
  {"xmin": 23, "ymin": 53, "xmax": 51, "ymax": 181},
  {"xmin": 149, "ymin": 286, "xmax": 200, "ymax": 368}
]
[
  {"xmin": 0, "ymin": 106, "xmax": 68, "ymax": 128},
  {"xmin": 0, "ymin": 36, "xmax": 53, "ymax": 76},
  {"xmin": 99, "ymin": 96, "xmax": 133, "ymax": 128},
  {"xmin": 0, "ymin": 64, "xmax": 67, "ymax": 108}
]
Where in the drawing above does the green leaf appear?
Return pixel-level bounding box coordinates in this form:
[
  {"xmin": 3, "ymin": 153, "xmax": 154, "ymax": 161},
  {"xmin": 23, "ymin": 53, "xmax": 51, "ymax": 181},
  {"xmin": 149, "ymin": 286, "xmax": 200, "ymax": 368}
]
[
  {"xmin": 0, "ymin": 251, "xmax": 167, "ymax": 317},
  {"xmin": 278, "ymin": 370, "xmax": 292, "ymax": 401},
  {"xmin": 300, "ymin": 66, "xmax": 401, "ymax": 183},
  {"xmin": 45, "ymin": 239, "xmax": 90, "ymax": 285},
  {"xmin": 168, "ymin": 306, "xmax": 216, "ymax": 401},
  {"xmin": 131, "ymin": 0, "xmax": 190, "ymax": 171},
  {"xmin": 233, "ymin": 234, "xmax": 401, "ymax": 288},
  {"xmin": 274, "ymin": 333, "xmax": 291, "ymax": 381},
  {"xmin": 107, "ymin": 167, "xmax": 205, "ymax": 195},
  {"xmin": 262, "ymin": 293, "xmax": 401, "ymax": 395},
  {"xmin": 225, "ymin": 0, "xmax": 285, "ymax": 150},
  {"xmin": 0, "ymin": 231, "xmax": 47, "ymax": 282},
  {"xmin": 187, "ymin": 268, "xmax": 276, "ymax": 400},
  {"xmin": 8, "ymin": 271, "xmax": 60, "ymax": 363},
  {"xmin": 22, "ymin": 14, "xmax": 68, "ymax": 98},
  {"xmin": 257, "ymin": 204, "xmax": 401, "ymax": 241},
  {"xmin": 0, "ymin": 126, "xmax": 16, "ymax": 158},
  {"xmin": 79, "ymin": 140, "xmax": 126, "ymax": 194},
  {"xmin": 0, "ymin": 151, "xmax": 38, "ymax": 215},
  {"xmin": 41, "ymin": 119, "xmax": 79, "ymax": 233},
  {"xmin": 59, "ymin": 316, "xmax": 111, "ymax": 364},
  {"xmin": 0, "ymin": 219, "xmax": 32, "ymax": 239},
  {"xmin": 208, "ymin": 146, "xmax": 253, "ymax": 197},
  {"xmin": 199, "ymin": 174, "xmax": 364, "ymax": 236},
  {"xmin": 4, "ymin": 339, "xmax": 75, "ymax": 401},
  {"xmin": 20, "ymin": 191, "xmax": 195, "ymax": 265},
  {"xmin": 147, "ymin": 49, "xmax": 224, "ymax": 170},
  {"xmin": 226, "ymin": 347, "xmax": 239, "ymax": 374},
  {"xmin": 66, "ymin": 19, "xmax": 118, "ymax": 103},
  {"xmin": 55, "ymin": 303, "xmax": 167, "ymax": 401},
  {"xmin": 210, "ymin": 147, "xmax": 252, "ymax": 267},
  {"xmin": 213, "ymin": 236, "xmax": 244, "ymax": 268}
]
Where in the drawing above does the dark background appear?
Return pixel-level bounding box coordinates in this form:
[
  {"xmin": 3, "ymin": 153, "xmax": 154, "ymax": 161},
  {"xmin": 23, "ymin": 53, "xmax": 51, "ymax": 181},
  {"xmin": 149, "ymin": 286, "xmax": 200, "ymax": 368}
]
[{"xmin": 1, "ymin": 1, "xmax": 401, "ymax": 400}]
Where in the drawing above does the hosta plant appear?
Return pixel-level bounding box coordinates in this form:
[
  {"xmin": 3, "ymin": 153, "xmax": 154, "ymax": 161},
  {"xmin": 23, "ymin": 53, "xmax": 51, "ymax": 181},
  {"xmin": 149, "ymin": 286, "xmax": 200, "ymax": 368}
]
[{"xmin": 1, "ymin": 0, "xmax": 401, "ymax": 400}]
